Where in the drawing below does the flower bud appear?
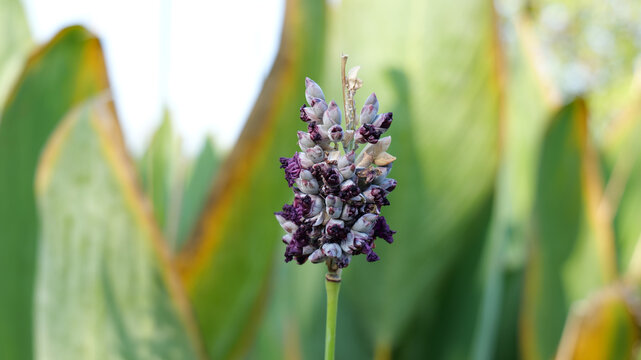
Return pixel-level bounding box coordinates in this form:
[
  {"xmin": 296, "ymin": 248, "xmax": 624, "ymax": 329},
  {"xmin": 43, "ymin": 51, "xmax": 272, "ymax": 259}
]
[
  {"xmin": 362, "ymin": 185, "xmax": 390, "ymax": 207},
  {"xmin": 339, "ymin": 164, "xmax": 355, "ymax": 179},
  {"xmin": 325, "ymin": 195, "xmax": 343, "ymax": 219},
  {"xmin": 302, "ymin": 245, "xmax": 315, "ymax": 255},
  {"xmin": 328, "ymin": 125, "xmax": 343, "ymax": 142},
  {"xmin": 296, "ymin": 170, "xmax": 319, "ymax": 194},
  {"xmin": 360, "ymin": 104, "xmax": 377, "ymax": 125},
  {"xmin": 282, "ymin": 234, "xmax": 293, "ymax": 244},
  {"xmin": 355, "ymin": 124, "xmax": 383, "ymax": 144},
  {"xmin": 341, "ymin": 233, "xmax": 354, "ymax": 254},
  {"xmin": 325, "ymin": 218, "xmax": 347, "ymax": 239},
  {"xmin": 300, "ymin": 104, "xmax": 312, "ymax": 122},
  {"xmin": 348, "ymin": 194, "xmax": 366, "ymax": 207},
  {"xmin": 372, "ymin": 112, "xmax": 393, "ymax": 129},
  {"xmin": 322, "ymin": 167, "xmax": 343, "ymax": 188},
  {"xmin": 338, "ymin": 150, "xmax": 356, "ymax": 168},
  {"xmin": 362, "ymin": 203, "xmax": 380, "ymax": 215},
  {"xmin": 364, "ymin": 92, "xmax": 379, "ymax": 113},
  {"xmin": 340, "ymin": 204, "xmax": 359, "ymax": 221},
  {"xmin": 297, "ymin": 131, "xmax": 315, "ymax": 150},
  {"xmin": 373, "ymin": 166, "xmax": 391, "ymax": 183},
  {"xmin": 351, "ymin": 230, "xmax": 370, "ymax": 248},
  {"xmin": 352, "ymin": 213, "xmax": 378, "ymax": 233},
  {"xmin": 323, "ymin": 100, "xmax": 342, "ymax": 126},
  {"xmin": 298, "ymin": 152, "xmax": 314, "ymax": 169},
  {"xmin": 309, "ymin": 248, "xmax": 326, "ymax": 263},
  {"xmin": 305, "ymin": 77, "xmax": 325, "ymax": 104},
  {"xmin": 275, "ymin": 214, "xmax": 298, "ymax": 233},
  {"xmin": 339, "ymin": 179, "xmax": 359, "ymax": 200},
  {"xmin": 305, "ymin": 145, "xmax": 325, "ymax": 163},
  {"xmin": 310, "ymin": 98, "xmax": 328, "ymax": 117},
  {"xmin": 322, "ymin": 243, "xmax": 342, "ymax": 258},
  {"xmin": 308, "ymin": 210, "xmax": 326, "ymax": 227},
  {"xmin": 356, "ymin": 167, "xmax": 383, "ymax": 187},
  {"xmin": 307, "ymin": 195, "xmax": 324, "ymax": 217},
  {"xmin": 378, "ymin": 178, "xmax": 397, "ymax": 192},
  {"xmin": 336, "ymin": 254, "xmax": 351, "ymax": 268},
  {"xmin": 308, "ymin": 121, "xmax": 324, "ymax": 142}
]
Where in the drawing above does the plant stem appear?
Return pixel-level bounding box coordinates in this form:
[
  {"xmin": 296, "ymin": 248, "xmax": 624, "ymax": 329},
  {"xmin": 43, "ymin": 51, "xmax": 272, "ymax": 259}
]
[
  {"xmin": 340, "ymin": 54, "xmax": 348, "ymax": 128},
  {"xmin": 324, "ymin": 267, "xmax": 341, "ymax": 360}
]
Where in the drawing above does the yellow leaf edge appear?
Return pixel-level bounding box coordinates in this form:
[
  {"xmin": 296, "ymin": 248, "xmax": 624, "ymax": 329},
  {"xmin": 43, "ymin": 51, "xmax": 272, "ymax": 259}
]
[{"xmin": 35, "ymin": 94, "xmax": 209, "ymax": 360}]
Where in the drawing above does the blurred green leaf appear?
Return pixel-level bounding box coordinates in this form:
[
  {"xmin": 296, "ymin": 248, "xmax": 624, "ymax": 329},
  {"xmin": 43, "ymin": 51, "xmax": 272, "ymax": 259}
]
[
  {"xmin": 173, "ymin": 0, "xmax": 326, "ymax": 358},
  {"xmin": 520, "ymin": 99, "xmax": 617, "ymax": 360},
  {"xmin": 175, "ymin": 137, "xmax": 220, "ymax": 250},
  {"xmin": 472, "ymin": 15, "xmax": 560, "ymax": 360},
  {"xmin": 138, "ymin": 110, "xmax": 183, "ymax": 246},
  {"xmin": 34, "ymin": 95, "xmax": 205, "ymax": 360},
  {"xmin": 394, "ymin": 198, "xmax": 493, "ymax": 360},
  {"xmin": 600, "ymin": 86, "xmax": 641, "ymax": 275},
  {"xmin": 0, "ymin": 0, "xmax": 32, "ymax": 111},
  {"xmin": 319, "ymin": 0, "xmax": 502, "ymax": 351},
  {"xmin": 0, "ymin": 26, "xmax": 109, "ymax": 360}
]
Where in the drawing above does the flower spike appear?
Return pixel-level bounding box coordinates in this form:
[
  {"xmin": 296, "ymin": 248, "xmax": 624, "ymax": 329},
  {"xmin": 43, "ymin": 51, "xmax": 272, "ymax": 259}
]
[{"xmin": 276, "ymin": 73, "xmax": 397, "ymax": 268}]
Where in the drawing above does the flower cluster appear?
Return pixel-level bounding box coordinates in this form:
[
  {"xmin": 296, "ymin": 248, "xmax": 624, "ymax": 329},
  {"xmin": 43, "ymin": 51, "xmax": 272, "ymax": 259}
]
[{"xmin": 275, "ymin": 77, "xmax": 397, "ymax": 268}]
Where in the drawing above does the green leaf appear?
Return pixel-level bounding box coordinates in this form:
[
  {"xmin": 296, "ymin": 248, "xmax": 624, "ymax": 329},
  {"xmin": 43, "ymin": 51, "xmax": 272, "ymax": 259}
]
[
  {"xmin": 320, "ymin": 0, "xmax": 503, "ymax": 349},
  {"xmin": 393, "ymin": 198, "xmax": 493, "ymax": 360},
  {"xmin": 34, "ymin": 95, "xmax": 205, "ymax": 360},
  {"xmin": 600, "ymin": 87, "xmax": 641, "ymax": 275},
  {"xmin": 0, "ymin": 0, "xmax": 32, "ymax": 111},
  {"xmin": 175, "ymin": 137, "xmax": 220, "ymax": 250},
  {"xmin": 173, "ymin": 0, "xmax": 326, "ymax": 357},
  {"xmin": 0, "ymin": 26, "xmax": 110, "ymax": 360},
  {"xmin": 520, "ymin": 99, "xmax": 616, "ymax": 360},
  {"xmin": 138, "ymin": 110, "xmax": 183, "ymax": 246},
  {"xmin": 471, "ymin": 15, "xmax": 560, "ymax": 360}
]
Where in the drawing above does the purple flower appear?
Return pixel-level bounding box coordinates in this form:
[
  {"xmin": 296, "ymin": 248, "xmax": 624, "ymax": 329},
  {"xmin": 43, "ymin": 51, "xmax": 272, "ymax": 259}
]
[
  {"xmin": 299, "ymin": 104, "xmax": 311, "ymax": 122},
  {"xmin": 308, "ymin": 121, "xmax": 323, "ymax": 142},
  {"xmin": 279, "ymin": 153, "xmax": 302, "ymax": 187},
  {"xmin": 275, "ymin": 204, "xmax": 302, "ymax": 224},
  {"xmin": 339, "ymin": 180, "xmax": 360, "ymax": 200},
  {"xmin": 373, "ymin": 216, "xmax": 395, "ymax": 244},
  {"xmin": 372, "ymin": 112, "xmax": 393, "ymax": 129},
  {"xmin": 362, "ymin": 186, "xmax": 390, "ymax": 208},
  {"xmin": 356, "ymin": 124, "xmax": 383, "ymax": 144},
  {"xmin": 322, "ymin": 167, "xmax": 343, "ymax": 188},
  {"xmin": 276, "ymin": 76, "xmax": 397, "ymax": 267}
]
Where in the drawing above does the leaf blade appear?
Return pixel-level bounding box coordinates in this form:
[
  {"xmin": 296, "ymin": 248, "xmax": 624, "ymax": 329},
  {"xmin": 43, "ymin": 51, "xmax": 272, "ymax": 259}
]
[
  {"xmin": 34, "ymin": 95, "xmax": 205, "ymax": 360},
  {"xmin": 174, "ymin": 0, "xmax": 326, "ymax": 357},
  {"xmin": 0, "ymin": 26, "xmax": 110, "ymax": 359}
]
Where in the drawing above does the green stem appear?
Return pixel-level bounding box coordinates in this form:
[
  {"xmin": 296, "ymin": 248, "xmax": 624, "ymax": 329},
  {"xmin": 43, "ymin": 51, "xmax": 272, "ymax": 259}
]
[{"xmin": 324, "ymin": 271, "xmax": 341, "ymax": 360}]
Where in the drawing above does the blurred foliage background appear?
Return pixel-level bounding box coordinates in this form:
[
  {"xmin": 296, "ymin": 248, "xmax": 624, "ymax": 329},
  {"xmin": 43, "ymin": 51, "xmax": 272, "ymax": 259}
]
[{"xmin": 2, "ymin": 0, "xmax": 641, "ymax": 359}]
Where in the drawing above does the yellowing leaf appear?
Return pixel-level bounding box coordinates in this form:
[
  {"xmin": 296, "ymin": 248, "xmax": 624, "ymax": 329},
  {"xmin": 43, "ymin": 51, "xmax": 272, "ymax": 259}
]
[
  {"xmin": 556, "ymin": 286, "xmax": 639, "ymax": 360},
  {"xmin": 174, "ymin": 0, "xmax": 326, "ymax": 357},
  {"xmin": 34, "ymin": 95, "xmax": 206, "ymax": 360},
  {"xmin": 521, "ymin": 100, "xmax": 617, "ymax": 360},
  {"xmin": 0, "ymin": 26, "xmax": 109, "ymax": 359}
]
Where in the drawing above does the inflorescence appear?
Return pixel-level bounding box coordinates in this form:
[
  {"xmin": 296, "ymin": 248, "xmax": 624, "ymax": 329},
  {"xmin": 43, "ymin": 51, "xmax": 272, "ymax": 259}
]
[{"xmin": 275, "ymin": 74, "xmax": 397, "ymax": 269}]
